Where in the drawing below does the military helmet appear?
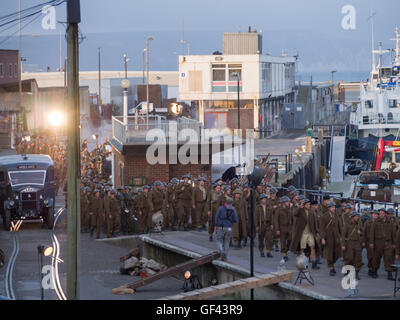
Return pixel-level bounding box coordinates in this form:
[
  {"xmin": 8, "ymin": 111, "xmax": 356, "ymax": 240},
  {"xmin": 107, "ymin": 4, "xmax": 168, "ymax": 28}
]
[
  {"xmin": 170, "ymin": 178, "xmax": 179, "ymax": 184},
  {"xmin": 287, "ymin": 185, "xmax": 296, "ymax": 192},
  {"xmin": 154, "ymin": 180, "xmax": 162, "ymax": 186},
  {"xmin": 230, "ymin": 178, "xmax": 239, "ymax": 184},
  {"xmin": 137, "ymin": 188, "xmax": 143, "ymax": 193},
  {"xmin": 280, "ymin": 196, "xmax": 290, "ymax": 203},
  {"xmin": 233, "ymin": 189, "xmax": 242, "ymax": 195},
  {"xmin": 259, "ymin": 193, "xmax": 268, "ymax": 200},
  {"xmin": 303, "ymin": 198, "xmax": 310, "ymax": 204},
  {"xmin": 310, "ymin": 200, "xmax": 318, "ymax": 205},
  {"xmin": 143, "ymin": 185, "xmax": 150, "ymax": 190},
  {"xmin": 344, "ymin": 203, "xmax": 352, "ymax": 210},
  {"xmin": 378, "ymin": 207, "xmax": 387, "ymax": 213},
  {"xmin": 198, "ymin": 177, "xmax": 206, "ymax": 182},
  {"xmin": 387, "ymin": 208, "xmax": 395, "ymax": 214},
  {"xmin": 327, "ymin": 201, "xmax": 336, "ymax": 208},
  {"xmin": 270, "ymin": 187, "xmax": 278, "ymax": 194},
  {"xmin": 350, "ymin": 211, "xmax": 360, "ymax": 218},
  {"xmin": 224, "ymin": 185, "xmax": 231, "ymax": 191},
  {"xmin": 298, "ymin": 194, "xmax": 305, "ymax": 201},
  {"xmin": 182, "ymin": 173, "xmax": 191, "ymax": 179}
]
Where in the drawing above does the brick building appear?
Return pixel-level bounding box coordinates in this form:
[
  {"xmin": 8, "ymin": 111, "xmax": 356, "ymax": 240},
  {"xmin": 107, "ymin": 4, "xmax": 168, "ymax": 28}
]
[
  {"xmin": 110, "ymin": 116, "xmax": 231, "ymax": 187},
  {"xmin": 0, "ymin": 50, "xmax": 19, "ymax": 86}
]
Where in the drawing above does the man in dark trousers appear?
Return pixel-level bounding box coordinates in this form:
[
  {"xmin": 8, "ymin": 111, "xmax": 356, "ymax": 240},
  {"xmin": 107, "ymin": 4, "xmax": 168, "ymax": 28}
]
[{"xmin": 215, "ymin": 199, "xmax": 238, "ymax": 262}]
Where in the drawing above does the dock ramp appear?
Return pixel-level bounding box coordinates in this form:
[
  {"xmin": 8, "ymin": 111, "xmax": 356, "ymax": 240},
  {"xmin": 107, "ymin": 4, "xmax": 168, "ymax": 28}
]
[{"xmin": 330, "ymin": 136, "xmax": 345, "ymax": 182}]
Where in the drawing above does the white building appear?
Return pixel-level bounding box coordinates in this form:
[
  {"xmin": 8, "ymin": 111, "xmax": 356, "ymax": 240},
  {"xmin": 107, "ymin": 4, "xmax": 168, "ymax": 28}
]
[{"xmin": 178, "ymin": 30, "xmax": 296, "ymax": 137}]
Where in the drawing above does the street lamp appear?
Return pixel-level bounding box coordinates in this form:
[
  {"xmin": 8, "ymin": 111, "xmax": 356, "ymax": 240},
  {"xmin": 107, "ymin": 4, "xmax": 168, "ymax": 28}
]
[
  {"xmin": 331, "ymin": 70, "xmax": 337, "ymax": 85},
  {"xmin": 142, "ymin": 49, "xmax": 146, "ymax": 84},
  {"xmin": 146, "ymin": 36, "xmax": 154, "ymax": 126},
  {"xmin": 232, "ymin": 71, "xmax": 241, "ymax": 165},
  {"xmin": 37, "ymin": 245, "xmax": 53, "ymax": 300},
  {"xmin": 121, "ymin": 53, "xmax": 130, "ymax": 126}
]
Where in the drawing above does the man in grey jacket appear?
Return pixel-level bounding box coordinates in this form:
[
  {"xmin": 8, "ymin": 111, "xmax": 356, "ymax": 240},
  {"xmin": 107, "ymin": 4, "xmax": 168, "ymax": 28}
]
[{"xmin": 215, "ymin": 201, "xmax": 238, "ymax": 261}]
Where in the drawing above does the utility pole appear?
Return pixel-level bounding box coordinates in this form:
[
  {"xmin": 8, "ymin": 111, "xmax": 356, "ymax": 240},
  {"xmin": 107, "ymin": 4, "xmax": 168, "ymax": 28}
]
[
  {"xmin": 182, "ymin": 19, "xmax": 185, "ymax": 57},
  {"xmin": 142, "ymin": 49, "xmax": 146, "ymax": 84},
  {"xmin": 146, "ymin": 37, "xmax": 154, "ymax": 125},
  {"xmin": 98, "ymin": 47, "xmax": 101, "ymax": 105},
  {"xmin": 66, "ymin": 0, "xmax": 81, "ymax": 300},
  {"xmin": 18, "ymin": 0, "xmax": 22, "ymax": 133}
]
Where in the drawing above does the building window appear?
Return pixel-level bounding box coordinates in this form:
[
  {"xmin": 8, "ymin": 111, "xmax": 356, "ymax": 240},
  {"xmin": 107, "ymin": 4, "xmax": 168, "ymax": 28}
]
[
  {"xmin": 262, "ymin": 62, "xmax": 272, "ymax": 93},
  {"xmin": 14, "ymin": 63, "xmax": 18, "ymax": 78},
  {"xmin": 389, "ymin": 99, "xmax": 400, "ymax": 108},
  {"xmin": 212, "ymin": 64, "xmax": 226, "ymax": 92},
  {"xmin": 365, "ymin": 100, "xmax": 374, "ymax": 109},
  {"xmin": 0, "ymin": 63, "xmax": 3, "ymax": 77},
  {"xmin": 9, "ymin": 63, "xmax": 13, "ymax": 78}
]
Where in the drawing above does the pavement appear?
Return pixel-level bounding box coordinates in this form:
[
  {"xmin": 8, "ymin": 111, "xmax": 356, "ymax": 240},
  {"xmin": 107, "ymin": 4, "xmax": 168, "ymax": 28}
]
[{"xmin": 145, "ymin": 230, "xmax": 400, "ymax": 300}]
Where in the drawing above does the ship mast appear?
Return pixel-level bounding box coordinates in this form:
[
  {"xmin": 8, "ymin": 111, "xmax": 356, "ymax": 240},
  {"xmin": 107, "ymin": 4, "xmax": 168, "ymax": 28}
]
[
  {"xmin": 368, "ymin": 10, "xmax": 376, "ymax": 73},
  {"xmin": 390, "ymin": 25, "xmax": 400, "ymax": 66}
]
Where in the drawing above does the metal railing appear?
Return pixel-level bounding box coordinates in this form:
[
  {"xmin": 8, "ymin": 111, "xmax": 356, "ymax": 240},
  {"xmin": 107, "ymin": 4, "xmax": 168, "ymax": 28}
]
[
  {"xmin": 355, "ymin": 112, "xmax": 400, "ymax": 125},
  {"xmin": 112, "ymin": 116, "xmax": 204, "ymax": 145}
]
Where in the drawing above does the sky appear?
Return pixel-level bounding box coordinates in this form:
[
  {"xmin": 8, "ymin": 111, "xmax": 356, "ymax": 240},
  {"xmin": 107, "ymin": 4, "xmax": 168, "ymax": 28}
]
[{"xmin": 0, "ymin": 0, "xmax": 399, "ymax": 76}]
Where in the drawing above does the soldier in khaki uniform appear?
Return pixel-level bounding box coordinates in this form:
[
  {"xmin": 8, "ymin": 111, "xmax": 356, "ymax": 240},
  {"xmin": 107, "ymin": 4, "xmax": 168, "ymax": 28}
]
[
  {"xmin": 311, "ymin": 200, "xmax": 323, "ymax": 264},
  {"xmin": 177, "ymin": 174, "xmax": 193, "ymax": 230},
  {"xmin": 255, "ymin": 193, "xmax": 274, "ymax": 257},
  {"xmin": 290, "ymin": 199, "xmax": 320, "ymax": 269},
  {"xmin": 137, "ymin": 185, "xmax": 151, "ymax": 233},
  {"xmin": 80, "ymin": 187, "xmax": 90, "ymax": 233},
  {"xmin": 106, "ymin": 190, "xmax": 121, "ymax": 237},
  {"xmin": 207, "ymin": 183, "xmax": 223, "ymax": 241},
  {"xmin": 268, "ymin": 188, "xmax": 280, "ymax": 252},
  {"xmin": 103, "ymin": 189, "xmax": 112, "ymax": 236},
  {"xmin": 165, "ymin": 179, "xmax": 179, "ymax": 230},
  {"xmin": 319, "ymin": 201, "xmax": 341, "ymax": 276},
  {"xmin": 274, "ymin": 196, "xmax": 292, "ymax": 261},
  {"xmin": 341, "ymin": 212, "xmax": 363, "ymax": 280},
  {"xmin": 192, "ymin": 177, "xmax": 208, "ymax": 230},
  {"xmin": 370, "ymin": 208, "xmax": 397, "ymax": 280},
  {"xmin": 363, "ymin": 211, "xmax": 377, "ymax": 277},
  {"xmin": 148, "ymin": 181, "xmax": 165, "ymax": 231},
  {"xmin": 231, "ymin": 189, "xmax": 248, "ymax": 249},
  {"xmin": 88, "ymin": 189, "xmax": 105, "ymax": 239}
]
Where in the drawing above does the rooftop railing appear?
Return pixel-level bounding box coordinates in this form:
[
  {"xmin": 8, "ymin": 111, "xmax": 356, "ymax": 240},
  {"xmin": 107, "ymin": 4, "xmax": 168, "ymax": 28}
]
[{"xmin": 112, "ymin": 115, "xmax": 204, "ymax": 145}]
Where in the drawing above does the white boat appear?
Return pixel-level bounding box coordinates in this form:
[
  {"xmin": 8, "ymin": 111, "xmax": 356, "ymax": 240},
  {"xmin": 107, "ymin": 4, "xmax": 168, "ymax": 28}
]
[{"xmin": 350, "ymin": 26, "xmax": 400, "ymax": 138}]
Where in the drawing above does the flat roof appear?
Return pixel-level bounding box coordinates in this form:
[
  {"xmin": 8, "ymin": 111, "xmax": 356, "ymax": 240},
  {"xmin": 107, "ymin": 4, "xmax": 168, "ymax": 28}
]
[{"xmin": 0, "ymin": 154, "xmax": 53, "ymax": 166}]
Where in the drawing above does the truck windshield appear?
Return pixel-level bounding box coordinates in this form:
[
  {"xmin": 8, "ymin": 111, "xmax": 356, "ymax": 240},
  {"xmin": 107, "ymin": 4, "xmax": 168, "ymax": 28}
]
[{"xmin": 8, "ymin": 170, "xmax": 46, "ymax": 186}]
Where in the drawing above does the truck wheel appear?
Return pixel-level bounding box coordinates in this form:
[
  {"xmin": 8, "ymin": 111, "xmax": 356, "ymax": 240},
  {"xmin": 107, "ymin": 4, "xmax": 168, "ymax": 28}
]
[
  {"xmin": 3, "ymin": 209, "xmax": 11, "ymax": 231},
  {"xmin": 46, "ymin": 207, "xmax": 55, "ymax": 229}
]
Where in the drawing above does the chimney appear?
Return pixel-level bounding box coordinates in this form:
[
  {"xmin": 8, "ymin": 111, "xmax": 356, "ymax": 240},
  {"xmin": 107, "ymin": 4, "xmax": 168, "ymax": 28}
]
[{"xmin": 248, "ymin": 26, "xmax": 251, "ymax": 33}]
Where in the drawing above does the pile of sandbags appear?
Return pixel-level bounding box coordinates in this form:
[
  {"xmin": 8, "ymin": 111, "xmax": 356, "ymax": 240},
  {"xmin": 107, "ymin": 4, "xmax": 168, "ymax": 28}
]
[{"xmin": 119, "ymin": 246, "xmax": 167, "ymax": 277}]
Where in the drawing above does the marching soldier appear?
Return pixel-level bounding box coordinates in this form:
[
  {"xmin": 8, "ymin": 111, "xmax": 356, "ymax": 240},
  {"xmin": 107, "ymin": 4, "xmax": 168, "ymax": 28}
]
[
  {"xmin": 80, "ymin": 187, "xmax": 90, "ymax": 233},
  {"xmin": 106, "ymin": 190, "xmax": 121, "ymax": 237},
  {"xmin": 338, "ymin": 203, "xmax": 353, "ymax": 237},
  {"xmin": 177, "ymin": 174, "xmax": 193, "ymax": 231},
  {"xmin": 370, "ymin": 208, "xmax": 397, "ymax": 280},
  {"xmin": 274, "ymin": 196, "xmax": 292, "ymax": 261},
  {"xmin": 192, "ymin": 177, "xmax": 208, "ymax": 230},
  {"xmin": 290, "ymin": 198, "xmax": 320, "ymax": 269},
  {"xmin": 88, "ymin": 189, "xmax": 105, "ymax": 239},
  {"xmin": 363, "ymin": 211, "xmax": 377, "ymax": 277},
  {"xmin": 231, "ymin": 189, "xmax": 248, "ymax": 249},
  {"xmin": 166, "ymin": 179, "xmax": 179, "ymax": 230},
  {"xmin": 148, "ymin": 181, "xmax": 165, "ymax": 231},
  {"xmin": 207, "ymin": 183, "xmax": 223, "ymax": 241},
  {"xmin": 255, "ymin": 193, "xmax": 274, "ymax": 257},
  {"xmin": 311, "ymin": 200, "xmax": 323, "ymax": 264},
  {"xmin": 319, "ymin": 201, "xmax": 341, "ymax": 276},
  {"xmin": 137, "ymin": 185, "xmax": 151, "ymax": 233},
  {"xmin": 341, "ymin": 212, "xmax": 363, "ymax": 280}
]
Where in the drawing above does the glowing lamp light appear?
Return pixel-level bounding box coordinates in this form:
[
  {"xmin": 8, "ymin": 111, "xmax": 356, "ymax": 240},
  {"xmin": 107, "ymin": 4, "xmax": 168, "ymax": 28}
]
[
  {"xmin": 44, "ymin": 246, "xmax": 53, "ymax": 257},
  {"xmin": 48, "ymin": 111, "xmax": 64, "ymax": 127},
  {"xmin": 171, "ymin": 103, "xmax": 182, "ymax": 114}
]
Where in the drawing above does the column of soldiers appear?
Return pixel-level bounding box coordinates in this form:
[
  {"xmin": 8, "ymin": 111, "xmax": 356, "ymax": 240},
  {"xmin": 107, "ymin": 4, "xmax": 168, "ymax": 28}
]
[{"xmin": 15, "ymin": 135, "xmax": 400, "ymax": 279}]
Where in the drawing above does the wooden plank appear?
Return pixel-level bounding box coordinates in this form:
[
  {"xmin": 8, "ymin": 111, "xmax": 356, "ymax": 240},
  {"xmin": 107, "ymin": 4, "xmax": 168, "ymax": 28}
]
[
  {"xmin": 169, "ymin": 271, "xmax": 293, "ymax": 300},
  {"xmin": 123, "ymin": 251, "xmax": 220, "ymax": 291}
]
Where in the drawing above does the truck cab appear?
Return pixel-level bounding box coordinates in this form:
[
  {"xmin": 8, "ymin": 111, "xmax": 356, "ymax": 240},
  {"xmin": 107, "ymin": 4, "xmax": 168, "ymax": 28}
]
[{"xmin": 0, "ymin": 154, "xmax": 56, "ymax": 230}]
